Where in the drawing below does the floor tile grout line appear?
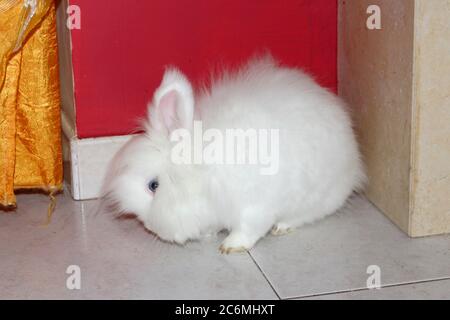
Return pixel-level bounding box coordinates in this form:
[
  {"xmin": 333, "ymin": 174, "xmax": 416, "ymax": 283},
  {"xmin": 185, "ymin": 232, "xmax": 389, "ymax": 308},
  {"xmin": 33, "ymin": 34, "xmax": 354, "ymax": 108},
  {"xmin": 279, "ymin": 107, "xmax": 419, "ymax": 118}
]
[
  {"xmin": 283, "ymin": 276, "xmax": 450, "ymax": 300},
  {"xmin": 284, "ymin": 287, "xmax": 374, "ymax": 300},
  {"xmin": 285, "ymin": 277, "xmax": 450, "ymax": 300},
  {"xmin": 247, "ymin": 251, "xmax": 281, "ymax": 300}
]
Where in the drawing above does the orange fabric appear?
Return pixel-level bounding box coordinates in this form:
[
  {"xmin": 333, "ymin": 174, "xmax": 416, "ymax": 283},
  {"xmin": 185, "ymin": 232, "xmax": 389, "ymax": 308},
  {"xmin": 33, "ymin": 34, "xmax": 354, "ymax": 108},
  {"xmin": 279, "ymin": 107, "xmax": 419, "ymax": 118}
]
[{"xmin": 0, "ymin": 0, "xmax": 62, "ymax": 207}]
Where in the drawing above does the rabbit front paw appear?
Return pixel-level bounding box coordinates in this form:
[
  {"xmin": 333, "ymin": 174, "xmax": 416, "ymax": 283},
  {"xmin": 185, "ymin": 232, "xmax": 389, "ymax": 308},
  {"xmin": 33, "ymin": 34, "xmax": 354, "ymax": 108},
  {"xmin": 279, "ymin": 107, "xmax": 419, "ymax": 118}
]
[
  {"xmin": 270, "ymin": 223, "xmax": 293, "ymax": 236},
  {"xmin": 219, "ymin": 232, "xmax": 257, "ymax": 254}
]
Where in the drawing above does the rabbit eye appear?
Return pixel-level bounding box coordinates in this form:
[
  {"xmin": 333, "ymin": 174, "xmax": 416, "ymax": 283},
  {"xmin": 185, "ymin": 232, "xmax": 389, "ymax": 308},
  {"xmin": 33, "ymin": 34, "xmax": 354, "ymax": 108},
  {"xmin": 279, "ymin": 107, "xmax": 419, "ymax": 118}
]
[{"xmin": 148, "ymin": 178, "xmax": 159, "ymax": 192}]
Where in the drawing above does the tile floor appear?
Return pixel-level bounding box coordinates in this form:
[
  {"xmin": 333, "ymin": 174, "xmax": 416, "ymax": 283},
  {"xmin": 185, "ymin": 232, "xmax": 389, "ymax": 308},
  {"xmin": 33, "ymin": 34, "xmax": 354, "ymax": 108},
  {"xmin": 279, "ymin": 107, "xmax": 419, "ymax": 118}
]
[{"xmin": 0, "ymin": 191, "xmax": 449, "ymax": 299}]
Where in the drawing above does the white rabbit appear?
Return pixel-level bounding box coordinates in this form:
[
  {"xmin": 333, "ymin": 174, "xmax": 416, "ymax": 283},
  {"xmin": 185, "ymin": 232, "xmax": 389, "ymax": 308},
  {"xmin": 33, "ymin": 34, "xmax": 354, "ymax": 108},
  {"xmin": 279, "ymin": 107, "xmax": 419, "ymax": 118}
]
[{"xmin": 103, "ymin": 55, "xmax": 366, "ymax": 253}]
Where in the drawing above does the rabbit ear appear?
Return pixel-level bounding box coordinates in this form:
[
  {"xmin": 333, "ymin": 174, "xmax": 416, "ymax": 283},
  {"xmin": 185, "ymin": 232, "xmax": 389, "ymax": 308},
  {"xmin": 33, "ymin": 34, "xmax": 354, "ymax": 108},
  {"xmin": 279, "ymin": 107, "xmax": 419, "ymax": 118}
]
[{"xmin": 148, "ymin": 68, "xmax": 194, "ymax": 134}]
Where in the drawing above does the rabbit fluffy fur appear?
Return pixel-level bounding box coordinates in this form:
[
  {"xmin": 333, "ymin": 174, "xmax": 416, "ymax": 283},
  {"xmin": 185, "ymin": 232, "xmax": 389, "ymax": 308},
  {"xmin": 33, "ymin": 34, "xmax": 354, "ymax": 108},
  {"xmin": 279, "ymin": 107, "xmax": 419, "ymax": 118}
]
[{"xmin": 103, "ymin": 56, "xmax": 365, "ymax": 253}]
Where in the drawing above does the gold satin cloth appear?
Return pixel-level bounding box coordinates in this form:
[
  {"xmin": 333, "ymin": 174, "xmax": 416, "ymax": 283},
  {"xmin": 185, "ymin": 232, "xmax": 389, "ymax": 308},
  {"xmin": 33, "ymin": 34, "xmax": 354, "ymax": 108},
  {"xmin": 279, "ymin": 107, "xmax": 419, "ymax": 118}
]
[{"xmin": 0, "ymin": 0, "xmax": 62, "ymax": 208}]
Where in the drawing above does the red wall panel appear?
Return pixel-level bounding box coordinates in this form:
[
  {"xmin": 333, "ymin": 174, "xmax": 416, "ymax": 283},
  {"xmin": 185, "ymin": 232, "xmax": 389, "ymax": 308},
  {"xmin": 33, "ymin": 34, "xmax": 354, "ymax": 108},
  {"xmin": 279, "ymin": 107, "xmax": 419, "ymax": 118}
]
[{"xmin": 70, "ymin": 0, "xmax": 337, "ymax": 138}]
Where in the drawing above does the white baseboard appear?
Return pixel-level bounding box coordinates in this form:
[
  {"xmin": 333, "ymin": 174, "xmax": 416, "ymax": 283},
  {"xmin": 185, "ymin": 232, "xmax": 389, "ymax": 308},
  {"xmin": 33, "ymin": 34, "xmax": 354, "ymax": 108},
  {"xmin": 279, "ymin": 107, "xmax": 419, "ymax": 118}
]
[
  {"xmin": 61, "ymin": 112, "xmax": 135, "ymax": 200},
  {"xmin": 67, "ymin": 134, "xmax": 134, "ymax": 200}
]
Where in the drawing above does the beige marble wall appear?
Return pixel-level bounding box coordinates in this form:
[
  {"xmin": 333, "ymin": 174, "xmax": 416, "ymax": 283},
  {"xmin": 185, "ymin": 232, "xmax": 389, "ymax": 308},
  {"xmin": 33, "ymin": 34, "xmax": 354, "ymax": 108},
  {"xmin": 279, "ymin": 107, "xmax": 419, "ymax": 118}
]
[
  {"xmin": 56, "ymin": 0, "xmax": 76, "ymax": 132},
  {"xmin": 56, "ymin": 0, "xmax": 76, "ymax": 162},
  {"xmin": 339, "ymin": 0, "xmax": 415, "ymax": 233},
  {"xmin": 339, "ymin": 0, "xmax": 450, "ymax": 236},
  {"xmin": 410, "ymin": 0, "xmax": 450, "ymax": 236}
]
